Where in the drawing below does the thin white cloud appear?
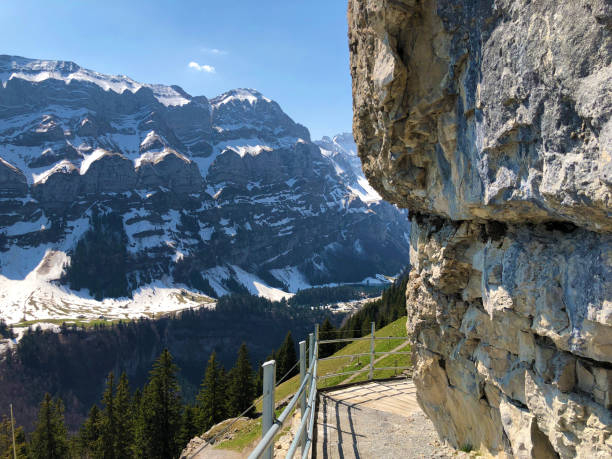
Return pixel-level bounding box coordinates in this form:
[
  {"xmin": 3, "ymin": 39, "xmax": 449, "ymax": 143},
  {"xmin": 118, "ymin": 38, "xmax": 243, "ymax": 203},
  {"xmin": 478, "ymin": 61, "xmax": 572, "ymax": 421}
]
[
  {"xmin": 188, "ymin": 61, "xmax": 215, "ymax": 73},
  {"xmin": 202, "ymin": 47, "xmax": 228, "ymax": 55}
]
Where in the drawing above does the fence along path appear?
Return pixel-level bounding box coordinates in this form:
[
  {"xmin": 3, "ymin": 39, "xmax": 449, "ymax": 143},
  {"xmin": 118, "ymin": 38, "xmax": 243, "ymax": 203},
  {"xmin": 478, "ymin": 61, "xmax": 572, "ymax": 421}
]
[
  {"xmin": 247, "ymin": 322, "xmax": 410, "ymax": 459},
  {"xmin": 248, "ymin": 331, "xmax": 319, "ymax": 459},
  {"xmin": 340, "ymin": 340, "xmax": 410, "ymax": 385}
]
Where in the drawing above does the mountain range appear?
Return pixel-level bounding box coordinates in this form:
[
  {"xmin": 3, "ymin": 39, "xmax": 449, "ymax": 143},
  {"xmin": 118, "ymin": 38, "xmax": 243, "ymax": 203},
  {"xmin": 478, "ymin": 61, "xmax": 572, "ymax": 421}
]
[{"xmin": 0, "ymin": 55, "xmax": 410, "ymax": 324}]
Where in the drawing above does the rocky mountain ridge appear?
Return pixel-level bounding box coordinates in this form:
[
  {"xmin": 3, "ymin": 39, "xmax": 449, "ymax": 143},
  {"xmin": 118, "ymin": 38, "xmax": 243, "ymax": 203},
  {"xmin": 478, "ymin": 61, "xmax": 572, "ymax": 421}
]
[
  {"xmin": 0, "ymin": 55, "xmax": 410, "ymax": 324},
  {"xmin": 349, "ymin": 0, "xmax": 611, "ymax": 458}
]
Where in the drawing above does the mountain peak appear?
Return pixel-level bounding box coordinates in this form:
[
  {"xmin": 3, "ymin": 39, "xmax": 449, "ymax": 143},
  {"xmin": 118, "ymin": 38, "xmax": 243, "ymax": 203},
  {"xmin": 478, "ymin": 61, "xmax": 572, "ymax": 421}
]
[
  {"xmin": 332, "ymin": 132, "xmax": 354, "ymax": 144},
  {"xmin": 0, "ymin": 56, "xmax": 283, "ymax": 112},
  {"xmin": 211, "ymin": 88, "xmax": 273, "ymax": 107},
  {"xmin": 316, "ymin": 132, "xmax": 357, "ymax": 157},
  {"xmin": 0, "ymin": 55, "xmax": 81, "ymax": 74},
  {"xmin": 0, "ymin": 55, "xmax": 192, "ymax": 107}
]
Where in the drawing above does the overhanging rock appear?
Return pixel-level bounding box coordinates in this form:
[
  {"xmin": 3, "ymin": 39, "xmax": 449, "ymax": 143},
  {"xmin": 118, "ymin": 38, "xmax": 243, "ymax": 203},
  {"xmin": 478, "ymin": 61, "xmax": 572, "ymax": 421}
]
[{"xmin": 349, "ymin": 0, "xmax": 612, "ymax": 457}]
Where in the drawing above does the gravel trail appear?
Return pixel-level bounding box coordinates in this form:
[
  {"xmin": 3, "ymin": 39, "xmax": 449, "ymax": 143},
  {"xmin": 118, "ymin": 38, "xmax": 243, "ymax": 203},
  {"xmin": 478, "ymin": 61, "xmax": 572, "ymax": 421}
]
[{"xmin": 315, "ymin": 379, "xmax": 469, "ymax": 459}]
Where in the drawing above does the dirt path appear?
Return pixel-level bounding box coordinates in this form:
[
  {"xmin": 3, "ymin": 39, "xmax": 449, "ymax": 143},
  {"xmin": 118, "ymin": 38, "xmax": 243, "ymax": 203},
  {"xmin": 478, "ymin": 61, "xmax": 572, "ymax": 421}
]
[{"xmin": 315, "ymin": 379, "xmax": 469, "ymax": 459}]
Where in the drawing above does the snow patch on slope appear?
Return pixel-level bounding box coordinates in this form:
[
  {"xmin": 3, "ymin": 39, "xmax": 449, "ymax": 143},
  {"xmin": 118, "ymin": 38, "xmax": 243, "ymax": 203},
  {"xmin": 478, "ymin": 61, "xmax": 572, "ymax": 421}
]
[
  {"xmin": 134, "ymin": 149, "xmax": 188, "ymax": 168},
  {"xmin": 200, "ymin": 265, "xmax": 293, "ymax": 301},
  {"xmin": 348, "ymin": 176, "xmax": 381, "ymax": 203},
  {"xmin": 32, "ymin": 160, "xmax": 76, "ymax": 184},
  {"xmin": 3, "ymin": 215, "xmax": 50, "ymax": 236},
  {"xmin": 0, "ymin": 217, "xmax": 90, "ymax": 280},
  {"xmin": 230, "ymin": 265, "xmax": 293, "ymax": 301},
  {"xmin": 0, "ymin": 212, "xmax": 215, "ymax": 325},
  {"xmin": 269, "ymin": 266, "xmax": 311, "ymax": 293},
  {"xmin": 0, "ymin": 273, "xmax": 214, "ymax": 325},
  {"xmin": 202, "ymin": 266, "xmax": 231, "ymax": 297},
  {"xmin": 80, "ymin": 149, "xmax": 108, "ymax": 174}
]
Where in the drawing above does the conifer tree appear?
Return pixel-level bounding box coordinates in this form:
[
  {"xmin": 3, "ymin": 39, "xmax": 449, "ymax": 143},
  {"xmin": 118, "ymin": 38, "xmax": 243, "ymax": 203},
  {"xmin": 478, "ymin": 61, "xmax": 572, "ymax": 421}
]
[
  {"xmin": 361, "ymin": 313, "xmax": 373, "ymax": 336},
  {"xmin": 30, "ymin": 393, "xmax": 69, "ymax": 459},
  {"xmin": 195, "ymin": 351, "xmax": 228, "ymax": 431},
  {"xmin": 177, "ymin": 405, "xmax": 198, "ymax": 452},
  {"xmin": 114, "ymin": 372, "xmax": 133, "ymax": 458},
  {"xmin": 227, "ymin": 343, "xmax": 256, "ymax": 417},
  {"xmin": 0, "ymin": 415, "xmax": 27, "ymax": 459},
  {"xmin": 100, "ymin": 372, "xmax": 117, "ymax": 459},
  {"xmin": 77, "ymin": 404, "xmax": 102, "ymax": 458},
  {"xmin": 319, "ymin": 317, "xmax": 338, "ymax": 358},
  {"xmin": 136, "ymin": 349, "xmax": 182, "ymax": 459},
  {"xmin": 276, "ymin": 331, "xmax": 298, "ymax": 380},
  {"xmin": 130, "ymin": 389, "xmax": 143, "ymax": 459}
]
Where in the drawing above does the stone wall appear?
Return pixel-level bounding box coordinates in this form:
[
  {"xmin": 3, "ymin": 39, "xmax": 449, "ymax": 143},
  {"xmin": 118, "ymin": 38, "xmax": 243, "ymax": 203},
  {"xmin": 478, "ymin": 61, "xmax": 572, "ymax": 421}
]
[{"xmin": 348, "ymin": 0, "xmax": 611, "ymax": 457}]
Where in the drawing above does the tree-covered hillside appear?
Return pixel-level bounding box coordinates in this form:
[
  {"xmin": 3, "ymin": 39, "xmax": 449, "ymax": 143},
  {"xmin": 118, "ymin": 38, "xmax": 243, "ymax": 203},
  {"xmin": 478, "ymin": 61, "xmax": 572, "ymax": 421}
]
[
  {"xmin": 64, "ymin": 208, "xmax": 129, "ymax": 299},
  {"xmin": 0, "ymin": 294, "xmax": 342, "ymax": 432}
]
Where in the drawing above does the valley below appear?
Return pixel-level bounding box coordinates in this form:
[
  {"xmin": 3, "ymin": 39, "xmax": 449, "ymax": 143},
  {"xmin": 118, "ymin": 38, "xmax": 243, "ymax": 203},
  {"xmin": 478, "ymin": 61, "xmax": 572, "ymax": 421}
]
[
  {"xmin": 0, "ymin": 293, "xmax": 352, "ymax": 432},
  {"xmin": 0, "ymin": 54, "xmax": 410, "ymax": 442}
]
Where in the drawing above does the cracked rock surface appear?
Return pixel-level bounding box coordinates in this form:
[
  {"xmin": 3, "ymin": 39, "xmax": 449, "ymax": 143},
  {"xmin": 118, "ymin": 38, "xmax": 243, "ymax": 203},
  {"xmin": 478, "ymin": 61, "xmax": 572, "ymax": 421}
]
[{"xmin": 349, "ymin": 0, "xmax": 612, "ymax": 457}]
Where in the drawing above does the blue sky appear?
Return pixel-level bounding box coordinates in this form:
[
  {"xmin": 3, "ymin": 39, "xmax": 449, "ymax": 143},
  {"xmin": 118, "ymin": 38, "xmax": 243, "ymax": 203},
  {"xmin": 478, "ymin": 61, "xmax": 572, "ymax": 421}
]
[{"xmin": 0, "ymin": 0, "xmax": 352, "ymax": 139}]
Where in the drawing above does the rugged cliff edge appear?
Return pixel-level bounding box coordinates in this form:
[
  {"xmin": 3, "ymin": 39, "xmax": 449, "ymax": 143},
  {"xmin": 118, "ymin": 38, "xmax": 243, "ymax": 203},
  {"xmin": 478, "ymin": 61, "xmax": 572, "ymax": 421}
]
[{"xmin": 349, "ymin": 0, "xmax": 611, "ymax": 457}]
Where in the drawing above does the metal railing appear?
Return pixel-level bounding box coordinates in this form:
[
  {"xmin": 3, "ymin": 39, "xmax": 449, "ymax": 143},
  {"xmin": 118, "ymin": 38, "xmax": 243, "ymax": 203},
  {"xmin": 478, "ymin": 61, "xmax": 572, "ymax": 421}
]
[
  {"xmin": 248, "ymin": 327, "xmax": 319, "ymax": 459},
  {"xmin": 249, "ymin": 321, "xmax": 409, "ymax": 459},
  {"xmin": 319, "ymin": 322, "xmax": 409, "ymax": 382}
]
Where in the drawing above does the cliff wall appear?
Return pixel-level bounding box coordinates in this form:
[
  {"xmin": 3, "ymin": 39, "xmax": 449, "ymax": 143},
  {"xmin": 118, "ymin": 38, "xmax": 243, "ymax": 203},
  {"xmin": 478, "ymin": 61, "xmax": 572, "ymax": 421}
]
[{"xmin": 349, "ymin": 0, "xmax": 611, "ymax": 457}]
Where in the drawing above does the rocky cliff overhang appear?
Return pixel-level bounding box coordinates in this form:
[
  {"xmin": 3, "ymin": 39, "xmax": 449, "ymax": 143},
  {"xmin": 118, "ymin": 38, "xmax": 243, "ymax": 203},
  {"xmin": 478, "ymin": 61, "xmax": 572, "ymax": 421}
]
[{"xmin": 349, "ymin": 0, "xmax": 611, "ymax": 457}]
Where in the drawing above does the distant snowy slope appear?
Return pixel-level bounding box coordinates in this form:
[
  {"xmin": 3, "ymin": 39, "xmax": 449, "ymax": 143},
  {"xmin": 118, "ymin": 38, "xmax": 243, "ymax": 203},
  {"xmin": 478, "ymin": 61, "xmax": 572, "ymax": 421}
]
[
  {"xmin": 315, "ymin": 132, "xmax": 382, "ymax": 203},
  {"xmin": 0, "ymin": 56, "xmax": 410, "ymax": 323}
]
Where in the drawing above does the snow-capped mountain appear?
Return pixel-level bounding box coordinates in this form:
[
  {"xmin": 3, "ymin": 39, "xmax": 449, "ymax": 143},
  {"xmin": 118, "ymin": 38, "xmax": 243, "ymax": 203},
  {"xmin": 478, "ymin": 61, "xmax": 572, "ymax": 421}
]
[
  {"xmin": 0, "ymin": 55, "xmax": 410, "ymax": 323},
  {"xmin": 315, "ymin": 132, "xmax": 382, "ymax": 203}
]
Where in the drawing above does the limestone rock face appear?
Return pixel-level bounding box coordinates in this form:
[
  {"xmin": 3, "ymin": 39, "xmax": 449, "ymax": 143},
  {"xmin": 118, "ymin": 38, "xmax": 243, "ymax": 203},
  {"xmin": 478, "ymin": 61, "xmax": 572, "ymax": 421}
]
[
  {"xmin": 349, "ymin": 0, "xmax": 612, "ymax": 457},
  {"xmin": 80, "ymin": 151, "xmax": 137, "ymax": 194},
  {"xmin": 0, "ymin": 157, "xmax": 27, "ymax": 197},
  {"xmin": 405, "ymin": 218, "xmax": 611, "ymax": 457},
  {"xmin": 135, "ymin": 149, "xmax": 203, "ymax": 194},
  {"xmin": 349, "ymin": 0, "xmax": 611, "ymax": 233},
  {"xmin": 32, "ymin": 160, "xmax": 80, "ymax": 204}
]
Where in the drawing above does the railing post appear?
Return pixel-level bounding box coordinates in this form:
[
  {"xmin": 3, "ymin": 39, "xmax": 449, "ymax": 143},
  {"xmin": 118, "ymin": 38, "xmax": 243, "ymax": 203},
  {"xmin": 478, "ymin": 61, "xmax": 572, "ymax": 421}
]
[
  {"xmin": 368, "ymin": 322, "xmax": 375, "ymax": 380},
  {"xmin": 314, "ymin": 324, "xmax": 319, "ymax": 361},
  {"xmin": 308, "ymin": 333, "xmax": 314, "ymax": 367},
  {"xmin": 261, "ymin": 360, "xmax": 276, "ymax": 459},
  {"xmin": 299, "ymin": 340, "xmax": 306, "ymax": 454}
]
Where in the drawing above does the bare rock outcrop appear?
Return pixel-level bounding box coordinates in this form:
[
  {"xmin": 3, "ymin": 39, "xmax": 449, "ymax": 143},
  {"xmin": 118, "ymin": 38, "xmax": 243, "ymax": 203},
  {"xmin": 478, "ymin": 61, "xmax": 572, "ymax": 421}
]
[
  {"xmin": 0, "ymin": 157, "xmax": 27, "ymax": 197},
  {"xmin": 80, "ymin": 150, "xmax": 137, "ymax": 194},
  {"xmin": 28, "ymin": 143, "xmax": 81, "ymax": 168},
  {"xmin": 32, "ymin": 160, "xmax": 80, "ymax": 204},
  {"xmin": 135, "ymin": 149, "xmax": 203, "ymax": 194},
  {"xmin": 349, "ymin": 0, "xmax": 612, "ymax": 457}
]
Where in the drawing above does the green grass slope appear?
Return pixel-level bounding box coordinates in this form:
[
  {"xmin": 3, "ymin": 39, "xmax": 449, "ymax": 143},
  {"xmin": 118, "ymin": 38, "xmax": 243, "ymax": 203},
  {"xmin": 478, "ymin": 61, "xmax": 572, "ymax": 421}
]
[
  {"xmin": 211, "ymin": 317, "xmax": 410, "ymax": 453},
  {"xmin": 269, "ymin": 315, "xmax": 409, "ymax": 403}
]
